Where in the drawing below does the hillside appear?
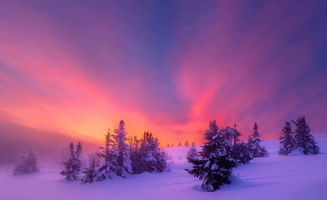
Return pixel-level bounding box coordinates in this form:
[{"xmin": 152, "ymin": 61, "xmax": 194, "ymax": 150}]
[{"xmin": 0, "ymin": 135, "xmax": 326, "ymax": 200}]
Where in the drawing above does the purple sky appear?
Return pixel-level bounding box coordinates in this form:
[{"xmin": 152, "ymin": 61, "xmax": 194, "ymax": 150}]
[{"xmin": 0, "ymin": 0, "xmax": 326, "ymax": 144}]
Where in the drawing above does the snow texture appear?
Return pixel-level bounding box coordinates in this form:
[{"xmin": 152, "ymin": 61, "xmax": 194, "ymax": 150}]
[{"xmin": 1, "ymin": 135, "xmax": 327, "ymax": 200}]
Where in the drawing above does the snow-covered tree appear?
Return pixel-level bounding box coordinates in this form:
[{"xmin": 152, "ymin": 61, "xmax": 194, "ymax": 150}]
[
  {"xmin": 96, "ymin": 129, "xmax": 118, "ymax": 181},
  {"xmin": 113, "ymin": 120, "xmax": 132, "ymax": 177},
  {"xmin": 140, "ymin": 131, "xmax": 167, "ymax": 173},
  {"xmin": 186, "ymin": 142, "xmax": 198, "ymax": 162},
  {"xmin": 200, "ymin": 120, "xmax": 219, "ymax": 159},
  {"xmin": 13, "ymin": 151, "xmax": 38, "ymax": 175},
  {"xmin": 129, "ymin": 132, "xmax": 167, "ymax": 174},
  {"xmin": 219, "ymin": 126, "xmax": 252, "ymax": 165},
  {"xmin": 61, "ymin": 142, "xmax": 83, "ymax": 181},
  {"xmin": 247, "ymin": 123, "xmax": 268, "ymax": 157},
  {"xmin": 186, "ymin": 121, "xmax": 236, "ymax": 191},
  {"xmin": 231, "ymin": 142, "xmax": 252, "ymax": 164},
  {"xmin": 81, "ymin": 156, "xmax": 98, "ymax": 184},
  {"xmin": 129, "ymin": 135, "xmax": 143, "ymax": 174},
  {"xmin": 293, "ymin": 116, "xmax": 319, "ymax": 155},
  {"xmin": 227, "ymin": 126, "xmax": 241, "ymax": 145},
  {"xmin": 279, "ymin": 121, "xmax": 296, "ymax": 155}
]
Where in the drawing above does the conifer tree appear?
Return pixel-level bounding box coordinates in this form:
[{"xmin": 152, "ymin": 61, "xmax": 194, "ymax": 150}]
[
  {"xmin": 96, "ymin": 129, "xmax": 117, "ymax": 181},
  {"xmin": 113, "ymin": 120, "xmax": 132, "ymax": 177},
  {"xmin": 279, "ymin": 121, "xmax": 295, "ymax": 155},
  {"xmin": 13, "ymin": 151, "xmax": 38, "ymax": 175},
  {"xmin": 81, "ymin": 157, "xmax": 98, "ymax": 183},
  {"xmin": 228, "ymin": 126, "xmax": 241, "ymax": 145},
  {"xmin": 76, "ymin": 142, "xmax": 82, "ymax": 158},
  {"xmin": 128, "ymin": 132, "xmax": 167, "ymax": 174},
  {"xmin": 139, "ymin": 131, "xmax": 167, "ymax": 173},
  {"xmin": 129, "ymin": 135, "xmax": 143, "ymax": 174},
  {"xmin": 184, "ymin": 140, "xmax": 189, "ymax": 147},
  {"xmin": 186, "ymin": 121, "xmax": 236, "ymax": 191},
  {"xmin": 293, "ymin": 116, "xmax": 319, "ymax": 155},
  {"xmin": 221, "ymin": 126, "xmax": 252, "ymax": 165},
  {"xmin": 186, "ymin": 142, "xmax": 198, "ymax": 162},
  {"xmin": 200, "ymin": 120, "xmax": 219, "ymax": 158},
  {"xmin": 231, "ymin": 142, "xmax": 252, "ymax": 164},
  {"xmin": 61, "ymin": 142, "xmax": 83, "ymax": 181},
  {"xmin": 247, "ymin": 123, "xmax": 268, "ymax": 157}
]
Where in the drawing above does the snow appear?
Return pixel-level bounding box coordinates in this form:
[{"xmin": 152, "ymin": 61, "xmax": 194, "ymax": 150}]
[{"xmin": 1, "ymin": 135, "xmax": 327, "ymax": 200}]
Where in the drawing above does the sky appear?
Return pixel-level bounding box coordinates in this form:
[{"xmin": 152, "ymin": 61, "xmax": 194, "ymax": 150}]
[{"xmin": 0, "ymin": 0, "xmax": 327, "ymax": 145}]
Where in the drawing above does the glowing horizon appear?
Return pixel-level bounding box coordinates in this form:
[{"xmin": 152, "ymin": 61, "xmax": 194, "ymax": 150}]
[{"xmin": 1, "ymin": 0, "xmax": 327, "ymax": 146}]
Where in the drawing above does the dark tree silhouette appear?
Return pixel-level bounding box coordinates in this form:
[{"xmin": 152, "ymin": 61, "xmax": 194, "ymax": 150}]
[
  {"xmin": 247, "ymin": 123, "xmax": 268, "ymax": 157},
  {"xmin": 184, "ymin": 140, "xmax": 189, "ymax": 147},
  {"xmin": 186, "ymin": 121, "xmax": 236, "ymax": 191},
  {"xmin": 293, "ymin": 116, "xmax": 319, "ymax": 155},
  {"xmin": 279, "ymin": 121, "xmax": 296, "ymax": 155},
  {"xmin": 61, "ymin": 142, "xmax": 83, "ymax": 181}
]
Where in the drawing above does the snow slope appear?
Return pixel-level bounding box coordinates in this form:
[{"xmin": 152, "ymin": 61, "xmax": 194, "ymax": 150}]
[{"xmin": 1, "ymin": 135, "xmax": 327, "ymax": 200}]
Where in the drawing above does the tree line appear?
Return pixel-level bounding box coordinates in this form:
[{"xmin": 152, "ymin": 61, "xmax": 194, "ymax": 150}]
[
  {"xmin": 61, "ymin": 120, "xmax": 168, "ymax": 183},
  {"xmin": 11, "ymin": 116, "xmax": 320, "ymax": 192},
  {"xmin": 185, "ymin": 121, "xmax": 268, "ymax": 191},
  {"xmin": 12, "ymin": 120, "xmax": 168, "ymax": 182},
  {"xmin": 186, "ymin": 116, "xmax": 320, "ymax": 192}
]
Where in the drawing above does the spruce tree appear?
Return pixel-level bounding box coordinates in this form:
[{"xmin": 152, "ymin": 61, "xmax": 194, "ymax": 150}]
[
  {"xmin": 96, "ymin": 129, "xmax": 117, "ymax": 181},
  {"xmin": 129, "ymin": 132, "xmax": 167, "ymax": 174},
  {"xmin": 293, "ymin": 116, "xmax": 319, "ymax": 155},
  {"xmin": 184, "ymin": 140, "xmax": 189, "ymax": 147},
  {"xmin": 227, "ymin": 126, "xmax": 241, "ymax": 145},
  {"xmin": 200, "ymin": 120, "xmax": 219, "ymax": 158},
  {"xmin": 279, "ymin": 121, "xmax": 295, "ymax": 155},
  {"xmin": 61, "ymin": 142, "xmax": 83, "ymax": 181},
  {"xmin": 247, "ymin": 123, "xmax": 268, "ymax": 157},
  {"xmin": 186, "ymin": 142, "xmax": 198, "ymax": 162},
  {"xmin": 129, "ymin": 135, "xmax": 143, "ymax": 174},
  {"xmin": 221, "ymin": 126, "xmax": 252, "ymax": 165},
  {"xmin": 231, "ymin": 142, "xmax": 252, "ymax": 164},
  {"xmin": 81, "ymin": 157, "xmax": 98, "ymax": 183},
  {"xmin": 113, "ymin": 120, "xmax": 132, "ymax": 177},
  {"xmin": 13, "ymin": 151, "xmax": 38, "ymax": 175},
  {"xmin": 139, "ymin": 131, "xmax": 167, "ymax": 173},
  {"xmin": 186, "ymin": 121, "xmax": 236, "ymax": 191}
]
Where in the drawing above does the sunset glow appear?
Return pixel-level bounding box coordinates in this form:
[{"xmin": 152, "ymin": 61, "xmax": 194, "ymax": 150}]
[{"xmin": 1, "ymin": 0, "xmax": 326, "ymax": 146}]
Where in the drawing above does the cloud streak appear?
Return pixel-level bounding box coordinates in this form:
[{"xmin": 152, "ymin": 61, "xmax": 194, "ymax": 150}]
[{"xmin": 0, "ymin": 0, "xmax": 326, "ymax": 144}]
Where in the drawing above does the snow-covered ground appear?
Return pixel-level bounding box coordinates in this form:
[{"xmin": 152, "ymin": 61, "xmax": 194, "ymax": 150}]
[{"xmin": 1, "ymin": 135, "xmax": 327, "ymax": 200}]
